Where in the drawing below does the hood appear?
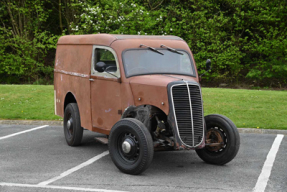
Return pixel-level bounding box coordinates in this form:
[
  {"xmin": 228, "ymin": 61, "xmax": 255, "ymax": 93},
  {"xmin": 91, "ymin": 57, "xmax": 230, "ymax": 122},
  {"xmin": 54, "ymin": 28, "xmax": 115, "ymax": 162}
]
[
  {"xmin": 129, "ymin": 74, "xmax": 198, "ymax": 86},
  {"xmin": 128, "ymin": 75, "xmax": 198, "ymax": 115}
]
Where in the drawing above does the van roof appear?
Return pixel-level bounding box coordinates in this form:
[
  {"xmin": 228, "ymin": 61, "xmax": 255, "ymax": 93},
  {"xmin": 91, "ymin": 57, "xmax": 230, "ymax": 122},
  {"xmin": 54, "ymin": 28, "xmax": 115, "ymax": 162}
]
[{"xmin": 57, "ymin": 34, "xmax": 183, "ymax": 46}]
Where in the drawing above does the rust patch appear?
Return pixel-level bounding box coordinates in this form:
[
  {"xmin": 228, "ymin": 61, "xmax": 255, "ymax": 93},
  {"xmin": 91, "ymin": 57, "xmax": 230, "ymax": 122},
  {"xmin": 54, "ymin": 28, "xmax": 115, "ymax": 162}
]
[
  {"xmin": 97, "ymin": 118, "xmax": 103, "ymax": 125},
  {"xmin": 205, "ymin": 129, "xmax": 224, "ymax": 151},
  {"xmin": 138, "ymin": 91, "xmax": 144, "ymax": 96}
]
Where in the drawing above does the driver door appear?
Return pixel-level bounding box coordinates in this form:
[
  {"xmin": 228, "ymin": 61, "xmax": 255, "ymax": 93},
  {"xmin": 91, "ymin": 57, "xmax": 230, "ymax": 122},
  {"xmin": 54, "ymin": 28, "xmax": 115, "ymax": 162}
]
[{"xmin": 90, "ymin": 46, "xmax": 122, "ymax": 134}]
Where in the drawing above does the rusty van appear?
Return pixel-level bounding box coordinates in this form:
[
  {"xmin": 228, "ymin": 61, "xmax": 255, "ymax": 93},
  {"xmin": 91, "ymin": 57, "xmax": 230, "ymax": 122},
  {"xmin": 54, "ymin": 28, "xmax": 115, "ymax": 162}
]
[{"xmin": 54, "ymin": 34, "xmax": 240, "ymax": 175}]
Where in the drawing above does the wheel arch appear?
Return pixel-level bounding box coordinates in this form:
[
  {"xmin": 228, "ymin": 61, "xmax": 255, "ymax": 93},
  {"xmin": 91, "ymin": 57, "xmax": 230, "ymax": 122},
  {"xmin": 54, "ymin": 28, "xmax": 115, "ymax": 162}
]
[
  {"xmin": 64, "ymin": 92, "xmax": 77, "ymax": 112},
  {"xmin": 122, "ymin": 104, "xmax": 167, "ymax": 119},
  {"xmin": 121, "ymin": 104, "xmax": 168, "ymax": 133}
]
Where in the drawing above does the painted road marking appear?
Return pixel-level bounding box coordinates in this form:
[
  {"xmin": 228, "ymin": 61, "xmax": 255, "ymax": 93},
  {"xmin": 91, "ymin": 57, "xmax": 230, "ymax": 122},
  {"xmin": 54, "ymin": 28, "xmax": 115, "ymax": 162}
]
[
  {"xmin": 253, "ymin": 134, "xmax": 284, "ymax": 192},
  {"xmin": 0, "ymin": 125, "xmax": 49, "ymax": 140},
  {"xmin": 0, "ymin": 182, "xmax": 128, "ymax": 192},
  {"xmin": 38, "ymin": 150, "xmax": 110, "ymax": 186}
]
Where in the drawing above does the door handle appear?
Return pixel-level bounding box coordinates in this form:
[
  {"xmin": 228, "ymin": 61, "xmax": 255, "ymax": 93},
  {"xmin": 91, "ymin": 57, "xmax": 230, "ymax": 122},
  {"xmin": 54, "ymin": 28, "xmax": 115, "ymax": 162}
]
[{"xmin": 89, "ymin": 78, "xmax": 94, "ymax": 82}]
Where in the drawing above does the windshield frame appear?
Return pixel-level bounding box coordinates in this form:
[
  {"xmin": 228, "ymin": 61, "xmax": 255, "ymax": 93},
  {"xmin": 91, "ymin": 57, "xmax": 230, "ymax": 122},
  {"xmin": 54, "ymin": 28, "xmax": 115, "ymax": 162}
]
[{"xmin": 122, "ymin": 48, "xmax": 196, "ymax": 78}]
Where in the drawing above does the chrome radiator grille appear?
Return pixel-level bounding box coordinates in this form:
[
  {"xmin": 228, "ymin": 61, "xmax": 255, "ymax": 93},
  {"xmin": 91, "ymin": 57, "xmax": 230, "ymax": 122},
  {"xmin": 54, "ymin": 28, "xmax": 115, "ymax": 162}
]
[{"xmin": 171, "ymin": 83, "xmax": 204, "ymax": 147}]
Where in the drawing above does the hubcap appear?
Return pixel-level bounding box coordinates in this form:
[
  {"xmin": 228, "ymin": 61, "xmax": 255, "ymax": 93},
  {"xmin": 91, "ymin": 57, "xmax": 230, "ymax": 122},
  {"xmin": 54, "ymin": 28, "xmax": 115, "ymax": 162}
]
[
  {"xmin": 118, "ymin": 133, "xmax": 139, "ymax": 162},
  {"xmin": 122, "ymin": 141, "xmax": 132, "ymax": 153},
  {"xmin": 66, "ymin": 117, "xmax": 74, "ymax": 138},
  {"xmin": 67, "ymin": 119, "xmax": 72, "ymax": 130}
]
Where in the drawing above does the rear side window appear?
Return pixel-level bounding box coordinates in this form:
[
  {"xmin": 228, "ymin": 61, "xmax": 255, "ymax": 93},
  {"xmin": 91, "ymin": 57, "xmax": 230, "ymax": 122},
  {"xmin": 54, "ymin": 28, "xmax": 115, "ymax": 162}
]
[{"xmin": 95, "ymin": 48, "xmax": 117, "ymax": 72}]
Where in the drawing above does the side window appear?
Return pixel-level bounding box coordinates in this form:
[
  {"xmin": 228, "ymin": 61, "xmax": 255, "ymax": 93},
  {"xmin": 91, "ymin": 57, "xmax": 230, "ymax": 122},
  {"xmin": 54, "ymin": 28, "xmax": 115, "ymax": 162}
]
[{"xmin": 95, "ymin": 48, "xmax": 117, "ymax": 72}]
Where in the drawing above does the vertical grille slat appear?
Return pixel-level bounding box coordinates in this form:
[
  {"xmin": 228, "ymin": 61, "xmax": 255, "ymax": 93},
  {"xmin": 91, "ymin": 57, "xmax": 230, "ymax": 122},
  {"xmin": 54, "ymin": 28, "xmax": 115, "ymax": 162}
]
[{"xmin": 171, "ymin": 83, "xmax": 204, "ymax": 147}]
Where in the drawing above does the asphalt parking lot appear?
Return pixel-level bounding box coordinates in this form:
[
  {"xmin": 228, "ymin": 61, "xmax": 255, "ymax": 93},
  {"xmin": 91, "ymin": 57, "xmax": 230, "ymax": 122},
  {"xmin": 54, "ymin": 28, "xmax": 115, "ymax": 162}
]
[{"xmin": 0, "ymin": 124, "xmax": 286, "ymax": 192}]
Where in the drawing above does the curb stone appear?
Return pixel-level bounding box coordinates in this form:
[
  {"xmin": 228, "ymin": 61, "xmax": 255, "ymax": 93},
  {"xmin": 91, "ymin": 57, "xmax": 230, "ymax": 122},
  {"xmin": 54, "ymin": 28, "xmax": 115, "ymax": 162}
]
[
  {"xmin": 237, "ymin": 128, "xmax": 287, "ymax": 135},
  {"xmin": 0, "ymin": 120, "xmax": 63, "ymax": 126},
  {"xmin": 0, "ymin": 120, "xmax": 286, "ymax": 135}
]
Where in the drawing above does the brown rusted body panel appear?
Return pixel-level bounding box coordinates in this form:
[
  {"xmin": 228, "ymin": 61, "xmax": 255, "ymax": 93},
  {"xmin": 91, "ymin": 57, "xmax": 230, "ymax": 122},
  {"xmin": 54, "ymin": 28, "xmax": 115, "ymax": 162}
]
[
  {"xmin": 130, "ymin": 76, "xmax": 170, "ymax": 114},
  {"xmin": 90, "ymin": 76, "xmax": 121, "ymax": 133},
  {"xmin": 110, "ymin": 37, "xmax": 199, "ymax": 117},
  {"xmin": 128, "ymin": 75, "xmax": 198, "ymax": 115},
  {"xmin": 120, "ymin": 82, "xmax": 135, "ymax": 112},
  {"xmin": 54, "ymin": 34, "xmax": 201, "ymax": 146},
  {"xmin": 54, "ymin": 45, "xmax": 93, "ymax": 131},
  {"xmin": 57, "ymin": 34, "xmax": 117, "ymax": 45}
]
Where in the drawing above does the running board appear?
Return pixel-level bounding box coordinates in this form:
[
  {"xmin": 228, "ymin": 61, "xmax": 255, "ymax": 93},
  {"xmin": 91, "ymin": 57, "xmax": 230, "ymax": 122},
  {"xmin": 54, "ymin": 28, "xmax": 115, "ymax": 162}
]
[{"xmin": 94, "ymin": 137, "xmax": 108, "ymax": 145}]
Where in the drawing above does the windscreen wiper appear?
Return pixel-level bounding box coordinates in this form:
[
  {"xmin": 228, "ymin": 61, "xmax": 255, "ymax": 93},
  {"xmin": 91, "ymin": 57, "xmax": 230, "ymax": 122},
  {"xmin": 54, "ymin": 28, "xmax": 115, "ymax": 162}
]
[
  {"xmin": 160, "ymin": 44, "xmax": 183, "ymax": 55},
  {"xmin": 140, "ymin": 44, "xmax": 164, "ymax": 55}
]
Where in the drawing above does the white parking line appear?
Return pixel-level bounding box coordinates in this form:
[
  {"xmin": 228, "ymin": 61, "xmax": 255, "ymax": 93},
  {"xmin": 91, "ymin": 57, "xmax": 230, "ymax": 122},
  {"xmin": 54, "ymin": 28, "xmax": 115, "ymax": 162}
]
[
  {"xmin": 38, "ymin": 150, "xmax": 110, "ymax": 186},
  {"xmin": 0, "ymin": 125, "xmax": 49, "ymax": 140},
  {"xmin": 0, "ymin": 182, "xmax": 128, "ymax": 192},
  {"xmin": 253, "ymin": 134, "xmax": 284, "ymax": 192}
]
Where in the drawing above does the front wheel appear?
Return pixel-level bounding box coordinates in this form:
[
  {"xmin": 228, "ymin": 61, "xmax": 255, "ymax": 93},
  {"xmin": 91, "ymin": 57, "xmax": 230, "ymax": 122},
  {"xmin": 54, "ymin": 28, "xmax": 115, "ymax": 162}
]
[
  {"xmin": 109, "ymin": 118, "xmax": 154, "ymax": 175},
  {"xmin": 196, "ymin": 114, "xmax": 240, "ymax": 165}
]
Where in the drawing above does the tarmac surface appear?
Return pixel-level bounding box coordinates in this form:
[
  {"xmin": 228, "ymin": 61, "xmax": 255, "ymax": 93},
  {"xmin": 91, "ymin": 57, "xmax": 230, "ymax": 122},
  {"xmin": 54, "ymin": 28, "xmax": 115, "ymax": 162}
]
[{"xmin": 0, "ymin": 124, "xmax": 286, "ymax": 192}]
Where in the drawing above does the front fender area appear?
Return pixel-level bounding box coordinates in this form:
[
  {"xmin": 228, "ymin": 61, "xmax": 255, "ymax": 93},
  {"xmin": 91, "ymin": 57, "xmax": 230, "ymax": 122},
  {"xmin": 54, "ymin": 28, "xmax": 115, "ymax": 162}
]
[
  {"xmin": 129, "ymin": 83, "xmax": 169, "ymax": 115},
  {"xmin": 121, "ymin": 105, "xmax": 167, "ymax": 132},
  {"xmin": 121, "ymin": 105, "xmax": 205, "ymax": 151}
]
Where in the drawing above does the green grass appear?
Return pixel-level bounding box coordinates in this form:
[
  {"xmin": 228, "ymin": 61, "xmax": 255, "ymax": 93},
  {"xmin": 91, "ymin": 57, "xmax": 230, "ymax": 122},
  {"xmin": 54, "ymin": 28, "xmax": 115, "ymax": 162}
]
[
  {"xmin": 0, "ymin": 85, "xmax": 60, "ymax": 120},
  {"xmin": 202, "ymin": 88, "xmax": 287, "ymax": 129},
  {"xmin": 0, "ymin": 85, "xmax": 286, "ymax": 129}
]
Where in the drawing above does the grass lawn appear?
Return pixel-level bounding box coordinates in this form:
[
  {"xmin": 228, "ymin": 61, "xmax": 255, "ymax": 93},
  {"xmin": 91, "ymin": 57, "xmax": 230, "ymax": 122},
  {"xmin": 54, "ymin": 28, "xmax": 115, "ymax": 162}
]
[
  {"xmin": 0, "ymin": 85, "xmax": 60, "ymax": 120},
  {"xmin": 202, "ymin": 88, "xmax": 287, "ymax": 130},
  {"xmin": 0, "ymin": 85, "xmax": 286, "ymax": 129}
]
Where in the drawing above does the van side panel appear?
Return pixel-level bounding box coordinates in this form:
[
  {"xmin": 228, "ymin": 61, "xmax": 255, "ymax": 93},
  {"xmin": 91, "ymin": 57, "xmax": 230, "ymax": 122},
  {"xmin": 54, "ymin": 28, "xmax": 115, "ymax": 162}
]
[{"xmin": 54, "ymin": 45, "xmax": 93, "ymax": 130}]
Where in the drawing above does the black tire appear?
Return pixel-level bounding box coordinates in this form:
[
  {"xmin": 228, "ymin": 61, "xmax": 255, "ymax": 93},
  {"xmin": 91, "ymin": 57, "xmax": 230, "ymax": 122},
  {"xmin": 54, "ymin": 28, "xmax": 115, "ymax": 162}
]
[
  {"xmin": 109, "ymin": 118, "xmax": 154, "ymax": 175},
  {"xmin": 64, "ymin": 103, "xmax": 83, "ymax": 146},
  {"xmin": 196, "ymin": 114, "xmax": 240, "ymax": 165}
]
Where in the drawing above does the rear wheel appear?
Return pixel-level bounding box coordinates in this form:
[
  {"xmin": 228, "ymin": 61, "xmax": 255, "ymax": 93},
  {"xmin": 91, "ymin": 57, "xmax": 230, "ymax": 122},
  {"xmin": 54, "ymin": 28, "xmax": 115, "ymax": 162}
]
[
  {"xmin": 109, "ymin": 118, "xmax": 154, "ymax": 175},
  {"xmin": 196, "ymin": 114, "xmax": 240, "ymax": 165},
  {"xmin": 64, "ymin": 103, "xmax": 83, "ymax": 146}
]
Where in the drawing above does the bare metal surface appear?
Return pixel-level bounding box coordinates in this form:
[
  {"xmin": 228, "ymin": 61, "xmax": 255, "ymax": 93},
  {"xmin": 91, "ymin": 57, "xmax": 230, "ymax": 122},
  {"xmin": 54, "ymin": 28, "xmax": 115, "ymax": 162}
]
[
  {"xmin": 54, "ymin": 69, "xmax": 89, "ymax": 78},
  {"xmin": 122, "ymin": 141, "xmax": 131, "ymax": 153},
  {"xmin": 184, "ymin": 80, "xmax": 195, "ymax": 147}
]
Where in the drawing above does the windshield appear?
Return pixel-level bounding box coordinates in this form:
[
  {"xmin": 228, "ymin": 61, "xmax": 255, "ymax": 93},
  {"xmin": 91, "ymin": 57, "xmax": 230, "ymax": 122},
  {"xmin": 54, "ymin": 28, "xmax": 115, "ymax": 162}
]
[{"xmin": 123, "ymin": 49, "xmax": 195, "ymax": 78}]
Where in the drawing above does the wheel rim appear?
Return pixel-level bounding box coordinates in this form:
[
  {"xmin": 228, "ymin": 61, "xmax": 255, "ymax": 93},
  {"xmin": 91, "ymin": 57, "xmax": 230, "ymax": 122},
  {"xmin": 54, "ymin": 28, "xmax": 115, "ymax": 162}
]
[
  {"xmin": 206, "ymin": 127, "xmax": 227, "ymax": 153},
  {"xmin": 117, "ymin": 132, "xmax": 140, "ymax": 163},
  {"xmin": 66, "ymin": 113, "xmax": 74, "ymax": 139}
]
